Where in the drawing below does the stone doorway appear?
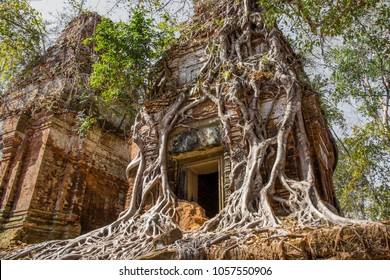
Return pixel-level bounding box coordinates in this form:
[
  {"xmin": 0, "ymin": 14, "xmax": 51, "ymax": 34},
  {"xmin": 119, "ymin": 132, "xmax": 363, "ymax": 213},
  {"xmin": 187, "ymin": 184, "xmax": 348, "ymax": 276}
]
[
  {"xmin": 198, "ymin": 172, "xmax": 219, "ymax": 218},
  {"xmin": 175, "ymin": 151, "xmax": 224, "ymax": 218}
]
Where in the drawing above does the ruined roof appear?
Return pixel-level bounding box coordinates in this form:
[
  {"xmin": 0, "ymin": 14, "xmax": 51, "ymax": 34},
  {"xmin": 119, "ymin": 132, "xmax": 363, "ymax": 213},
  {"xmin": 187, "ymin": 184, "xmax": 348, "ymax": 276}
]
[{"xmin": 16, "ymin": 12, "xmax": 101, "ymax": 88}]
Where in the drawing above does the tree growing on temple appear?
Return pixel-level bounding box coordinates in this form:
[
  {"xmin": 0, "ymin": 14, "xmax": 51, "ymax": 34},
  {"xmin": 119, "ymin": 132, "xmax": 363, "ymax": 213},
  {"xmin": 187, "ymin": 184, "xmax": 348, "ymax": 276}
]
[{"xmin": 5, "ymin": 0, "xmax": 388, "ymax": 260}]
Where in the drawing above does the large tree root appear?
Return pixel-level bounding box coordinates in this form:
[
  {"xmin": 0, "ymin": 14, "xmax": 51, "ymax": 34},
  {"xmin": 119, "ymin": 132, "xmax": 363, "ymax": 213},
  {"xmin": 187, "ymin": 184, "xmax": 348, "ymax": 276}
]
[
  {"xmin": 4, "ymin": 0, "xmax": 377, "ymax": 260},
  {"xmin": 204, "ymin": 222, "xmax": 390, "ymax": 260}
]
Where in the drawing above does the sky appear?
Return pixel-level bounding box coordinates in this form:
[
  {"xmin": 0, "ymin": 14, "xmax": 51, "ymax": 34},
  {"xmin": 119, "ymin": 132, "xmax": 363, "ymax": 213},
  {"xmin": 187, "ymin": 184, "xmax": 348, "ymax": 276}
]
[
  {"xmin": 29, "ymin": 0, "xmax": 193, "ymax": 22},
  {"xmin": 30, "ymin": 0, "xmax": 128, "ymax": 21}
]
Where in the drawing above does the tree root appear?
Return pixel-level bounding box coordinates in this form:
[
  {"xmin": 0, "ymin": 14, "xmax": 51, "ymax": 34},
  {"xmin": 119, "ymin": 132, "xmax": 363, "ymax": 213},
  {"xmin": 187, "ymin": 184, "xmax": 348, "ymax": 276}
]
[
  {"xmin": 4, "ymin": 0, "xmax": 380, "ymax": 260},
  {"xmin": 203, "ymin": 223, "xmax": 390, "ymax": 260}
]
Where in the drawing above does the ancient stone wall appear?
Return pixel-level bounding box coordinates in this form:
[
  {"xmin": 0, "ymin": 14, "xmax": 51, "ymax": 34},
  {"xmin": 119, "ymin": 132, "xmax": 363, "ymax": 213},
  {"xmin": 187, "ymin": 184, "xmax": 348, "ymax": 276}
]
[
  {"xmin": 0, "ymin": 112, "xmax": 130, "ymax": 245},
  {"xmin": 0, "ymin": 13, "xmax": 131, "ymax": 246}
]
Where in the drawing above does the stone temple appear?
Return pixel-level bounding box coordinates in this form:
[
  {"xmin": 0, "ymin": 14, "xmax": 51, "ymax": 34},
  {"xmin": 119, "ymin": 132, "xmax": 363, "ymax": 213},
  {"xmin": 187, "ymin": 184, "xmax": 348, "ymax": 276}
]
[
  {"xmin": 0, "ymin": 13, "xmax": 131, "ymax": 245},
  {"xmin": 127, "ymin": 2, "xmax": 341, "ymax": 221},
  {"xmin": 1, "ymin": 5, "xmax": 341, "ymax": 246}
]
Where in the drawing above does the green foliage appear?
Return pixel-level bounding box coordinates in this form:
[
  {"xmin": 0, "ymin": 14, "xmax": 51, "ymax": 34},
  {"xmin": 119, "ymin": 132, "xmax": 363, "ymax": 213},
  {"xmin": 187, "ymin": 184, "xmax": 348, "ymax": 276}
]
[
  {"xmin": 257, "ymin": 0, "xmax": 384, "ymax": 53},
  {"xmin": 0, "ymin": 0, "xmax": 46, "ymax": 89},
  {"xmin": 76, "ymin": 111, "xmax": 97, "ymax": 136},
  {"xmin": 321, "ymin": 1, "xmax": 390, "ymax": 220},
  {"xmin": 86, "ymin": 7, "xmax": 175, "ymax": 114},
  {"xmin": 334, "ymin": 122, "xmax": 390, "ymax": 220}
]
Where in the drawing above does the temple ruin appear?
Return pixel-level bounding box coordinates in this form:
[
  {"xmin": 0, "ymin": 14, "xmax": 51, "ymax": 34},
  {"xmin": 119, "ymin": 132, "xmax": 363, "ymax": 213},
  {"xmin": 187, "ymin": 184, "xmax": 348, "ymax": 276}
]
[
  {"xmin": 127, "ymin": 3, "xmax": 341, "ymax": 221},
  {"xmin": 0, "ymin": 13, "xmax": 131, "ymax": 245},
  {"xmin": 4, "ymin": 0, "xmax": 368, "ymax": 260}
]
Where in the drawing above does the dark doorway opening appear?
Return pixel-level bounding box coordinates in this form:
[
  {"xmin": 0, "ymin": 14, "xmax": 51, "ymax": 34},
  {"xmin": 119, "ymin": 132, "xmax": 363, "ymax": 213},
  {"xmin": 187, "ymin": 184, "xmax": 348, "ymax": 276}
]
[
  {"xmin": 175, "ymin": 155, "xmax": 223, "ymax": 218},
  {"xmin": 198, "ymin": 172, "xmax": 219, "ymax": 218}
]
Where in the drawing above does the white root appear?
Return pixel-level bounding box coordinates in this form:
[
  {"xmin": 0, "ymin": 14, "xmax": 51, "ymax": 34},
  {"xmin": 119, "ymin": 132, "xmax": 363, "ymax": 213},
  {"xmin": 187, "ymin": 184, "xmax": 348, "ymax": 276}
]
[{"xmin": 5, "ymin": 0, "xmax": 367, "ymax": 260}]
